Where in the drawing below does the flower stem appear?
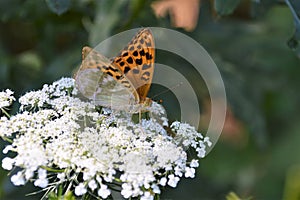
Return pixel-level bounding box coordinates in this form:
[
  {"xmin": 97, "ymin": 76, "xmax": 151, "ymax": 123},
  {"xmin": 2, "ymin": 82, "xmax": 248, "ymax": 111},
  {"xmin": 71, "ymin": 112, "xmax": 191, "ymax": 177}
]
[
  {"xmin": 1, "ymin": 108, "xmax": 10, "ymax": 118},
  {"xmin": 41, "ymin": 166, "xmax": 65, "ymax": 173},
  {"xmin": 2, "ymin": 136, "xmax": 13, "ymax": 143}
]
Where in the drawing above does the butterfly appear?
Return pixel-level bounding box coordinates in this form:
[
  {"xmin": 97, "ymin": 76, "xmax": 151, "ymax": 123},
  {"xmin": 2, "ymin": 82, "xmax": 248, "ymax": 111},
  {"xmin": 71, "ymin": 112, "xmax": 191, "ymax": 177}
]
[{"xmin": 75, "ymin": 28, "xmax": 155, "ymax": 112}]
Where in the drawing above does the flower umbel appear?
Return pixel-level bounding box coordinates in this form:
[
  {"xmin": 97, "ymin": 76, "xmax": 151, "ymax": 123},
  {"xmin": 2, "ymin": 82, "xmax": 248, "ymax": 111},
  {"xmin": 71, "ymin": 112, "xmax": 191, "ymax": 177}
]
[
  {"xmin": 0, "ymin": 89, "xmax": 15, "ymax": 119},
  {"xmin": 0, "ymin": 77, "xmax": 211, "ymax": 199}
]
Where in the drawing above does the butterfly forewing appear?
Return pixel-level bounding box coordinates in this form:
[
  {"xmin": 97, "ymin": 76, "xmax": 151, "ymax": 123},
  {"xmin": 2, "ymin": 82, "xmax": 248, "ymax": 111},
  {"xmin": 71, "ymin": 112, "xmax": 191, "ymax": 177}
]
[{"xmin": 112, "ymin": 28, "xmax": 155, "ymax": 103}]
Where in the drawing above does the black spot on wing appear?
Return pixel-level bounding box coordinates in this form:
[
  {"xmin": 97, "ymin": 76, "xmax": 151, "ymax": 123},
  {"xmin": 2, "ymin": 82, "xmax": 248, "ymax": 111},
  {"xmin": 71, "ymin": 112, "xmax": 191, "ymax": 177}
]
[
  {"xmin": 120, "ymin": 61, "xmax": 125, "ymax": 66},
  {"xmin": 115, "ymin": 58, "xmax": 122, "ymax": 63},
  {"xmin": 135, "ymin": 58, "xmax": 142, "ymax": 65},
  {"xmin": 145, "ymin": 52, "xmax": 152, "ymax": 60},
  {"xmin": 126, "ymin": 57, "xmax": 133, "ymax": 64},
  {"xmin": 108, "ymin": 66, "xmax": 119, "ymax": 72},
  {"xmin": 139, "ymin": 50, "xmax": 145, "ymax": 56},
  {"xmin": 124, "ymin": 66, "xmax": 130, "ymax": 74},
  {"xmin": 133, "ymin": 51, "xmax": 138, "ymax": 57},
  {"xmin": 106, "ymin": 71, "xmax": 113, "ymax": 77}
]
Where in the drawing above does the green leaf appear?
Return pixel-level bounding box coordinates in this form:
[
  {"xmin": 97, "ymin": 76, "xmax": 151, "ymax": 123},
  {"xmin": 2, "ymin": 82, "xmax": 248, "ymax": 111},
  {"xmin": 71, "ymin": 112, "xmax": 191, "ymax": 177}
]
[
  {"xmin": 215, "ymin": 0, "xmax": 241, "ymax": 15},
  {"xmin": 250, "ymin": 0, "xmax": 276, "ymax": 18},
  {"xmin": 48, "ymin": 190, "xmax": 75, "ymax": 200},
  {"xmin": 226, "ymin": 192, "xmax": 252, "ymax": 200},
  {"xmin": 283, "ymin": 165, "xmax": 300, "ymax": 200},
  {"xmin": 64, "ymin": 191, "xmax": 76, "ymax": 200},
  {"xmin": 45, "ymin": 0, "xmax": 70, "ymax": 15},
  {"xmin": 17, "ymin": 51, "xmax": 43, "ymax": 71},
  {"xmin": 226, "ymin": 192, "xmax": 241, "ymax": 200}
]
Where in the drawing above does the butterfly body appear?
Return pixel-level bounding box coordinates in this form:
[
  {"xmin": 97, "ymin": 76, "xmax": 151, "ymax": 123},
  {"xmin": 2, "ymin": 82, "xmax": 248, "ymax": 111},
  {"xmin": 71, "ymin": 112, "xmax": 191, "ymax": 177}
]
[{"xmin": 75, "ymin": 28, "xmax": 155, "ymax": 113}]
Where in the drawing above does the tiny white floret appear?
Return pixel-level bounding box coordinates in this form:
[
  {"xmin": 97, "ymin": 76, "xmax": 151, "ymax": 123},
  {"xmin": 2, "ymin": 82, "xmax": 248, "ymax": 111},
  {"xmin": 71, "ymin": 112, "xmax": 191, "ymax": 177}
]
[{"xmin": 75, "ymin": 183, "xmax": 87, "ymax": 196}]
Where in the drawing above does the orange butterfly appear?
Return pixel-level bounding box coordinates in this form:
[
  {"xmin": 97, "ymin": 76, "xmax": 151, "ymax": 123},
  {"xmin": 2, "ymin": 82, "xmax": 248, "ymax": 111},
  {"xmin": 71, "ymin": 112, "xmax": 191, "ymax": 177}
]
[{"xmin": 75, "ymin": 28, "xmax": 155, "ymax": 112}]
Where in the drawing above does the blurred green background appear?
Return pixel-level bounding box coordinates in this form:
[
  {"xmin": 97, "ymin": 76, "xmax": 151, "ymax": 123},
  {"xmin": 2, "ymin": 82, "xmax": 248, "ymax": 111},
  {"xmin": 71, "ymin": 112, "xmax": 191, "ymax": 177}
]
[{"xmin": 1, "ymin": 0, "xmax": 300, "ymax": 199}]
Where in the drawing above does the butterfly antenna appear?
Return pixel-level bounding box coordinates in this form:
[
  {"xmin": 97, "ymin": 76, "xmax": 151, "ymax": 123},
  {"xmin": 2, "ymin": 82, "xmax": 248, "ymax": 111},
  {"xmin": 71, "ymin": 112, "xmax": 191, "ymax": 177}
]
[{"xmin": 151, "ymin": 82, "xmax": 183, "ymax": 100}]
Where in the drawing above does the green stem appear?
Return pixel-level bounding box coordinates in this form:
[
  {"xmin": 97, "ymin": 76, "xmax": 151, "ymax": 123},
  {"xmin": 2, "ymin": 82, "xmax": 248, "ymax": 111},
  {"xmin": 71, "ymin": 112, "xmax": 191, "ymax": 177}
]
[
  {"xmin": 1, "ymin": 108, "xmax": 11, "ymax": 118},
  {"xmin": 41, "ymin": 166, "xmax": 65, "ymax": 173},
  {"xmin": 2, "ymin": 136, "xmax": 13, "ymax": 143}
]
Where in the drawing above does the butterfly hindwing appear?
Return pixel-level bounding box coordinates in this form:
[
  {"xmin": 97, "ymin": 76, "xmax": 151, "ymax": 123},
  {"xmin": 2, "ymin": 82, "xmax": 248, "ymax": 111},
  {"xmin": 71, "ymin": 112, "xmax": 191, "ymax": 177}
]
[{"xmin": 75, "ymin": 47, "xmax": 137, "ymax": 109}]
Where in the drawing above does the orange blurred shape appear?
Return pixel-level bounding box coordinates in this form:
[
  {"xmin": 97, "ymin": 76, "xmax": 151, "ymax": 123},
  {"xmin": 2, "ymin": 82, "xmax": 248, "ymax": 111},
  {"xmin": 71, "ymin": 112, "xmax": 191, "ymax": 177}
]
[
  {"xmin": 151, "ymin": 0, "xmax": 201, "ymax": 31},
  {"xmin": 200, "ymin": 98, "xmax": 247, "ymax": 147},
  {"xmin": 221, "ymin": 106, "xmax": 247, "ymax": 147}
]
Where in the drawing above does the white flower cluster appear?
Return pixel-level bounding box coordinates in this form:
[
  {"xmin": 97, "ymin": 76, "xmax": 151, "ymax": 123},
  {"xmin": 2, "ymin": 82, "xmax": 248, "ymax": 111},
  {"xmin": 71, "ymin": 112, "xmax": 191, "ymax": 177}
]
[
  {"xmin": 0, "ymin": 77, "xmax": 211, "ymax": 199},
  {"xmin": 0, "ymin": 89, "xmax": 15, "ymax": 109},
  {"xmin": 171, "ymin": 121, "xmax": 212, "ymax": 158}
]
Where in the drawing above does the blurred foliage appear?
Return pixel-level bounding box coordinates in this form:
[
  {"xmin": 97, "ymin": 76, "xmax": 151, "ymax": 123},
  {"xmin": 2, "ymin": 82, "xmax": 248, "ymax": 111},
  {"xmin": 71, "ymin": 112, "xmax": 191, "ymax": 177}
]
[
  {"xmin": 0, "ymin": 0, "xmax": 300, "ymax": 199},
  {"xmin": 214, "ymin": 0, "xmax": 242, "ymax": 15},
  {"xmin": 286, "ymin": 0, "xmax": 300, "ymax": 56},
  {"xmin": 45, "ymin": 0, "xmax": 71, "ymax": 15},
  {"xmin": 48, "ymin": 189, "xmax": 75, "ymax": 200},
  {"xmin": 225, "ymin": 191, "xmax": 252, "ymax": 200}
]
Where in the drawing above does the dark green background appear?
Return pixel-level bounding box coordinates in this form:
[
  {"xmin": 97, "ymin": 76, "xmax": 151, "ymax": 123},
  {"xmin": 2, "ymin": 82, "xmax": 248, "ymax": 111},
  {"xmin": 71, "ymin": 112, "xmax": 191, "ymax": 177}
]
[{"xmin": 1, "ymin": 0, "xmax": 300, "ymax": 199}]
